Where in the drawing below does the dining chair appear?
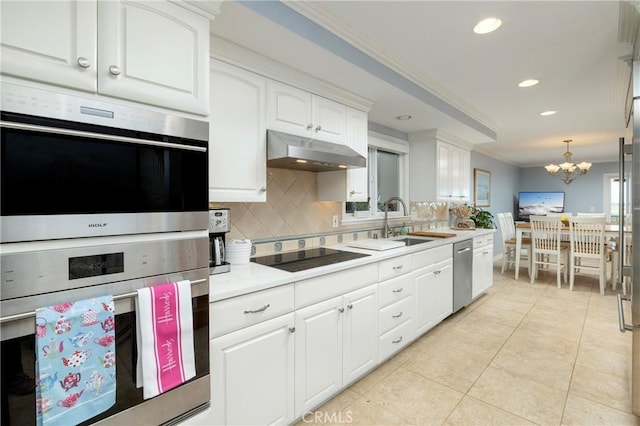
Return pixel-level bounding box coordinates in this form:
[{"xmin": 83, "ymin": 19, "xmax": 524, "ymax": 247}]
[
  {"xmin": 497, "ymin": 212, "xmax": 531, "ymax": 277},
  {"xmin": 610, "ymin": 234, "xmax": 632, "ymax": 295},
  {"xmin": 568, "ymin": 216, "xmax": 607, "ymax": 295},
  {"xmin": 530, "ymin": 215, "xmax": 569, "ymax": 288}
]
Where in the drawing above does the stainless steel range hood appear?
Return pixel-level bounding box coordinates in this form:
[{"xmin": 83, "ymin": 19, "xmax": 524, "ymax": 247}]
[{"xmin": 267, "ymin": 129, "xmax": 366, "ymax": 172}]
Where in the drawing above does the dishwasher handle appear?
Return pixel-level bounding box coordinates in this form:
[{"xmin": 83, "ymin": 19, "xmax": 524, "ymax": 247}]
[
  {"xmin": 617, "ymin": 293, "xmax": 634, "ymax": 332},
  {"xmin": 456, "ymin": 247, "xmax": 471, "ymax": 254}
]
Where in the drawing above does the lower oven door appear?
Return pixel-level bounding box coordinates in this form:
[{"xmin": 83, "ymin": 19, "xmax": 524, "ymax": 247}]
[{"xmin": 1, "ymin": 270, "xmax": 210, "ymax": 426}]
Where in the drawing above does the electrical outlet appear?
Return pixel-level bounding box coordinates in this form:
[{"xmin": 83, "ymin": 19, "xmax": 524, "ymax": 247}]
[{"xmin": 332, "ymin": 215, "xmax": 339, "ymax": 228}]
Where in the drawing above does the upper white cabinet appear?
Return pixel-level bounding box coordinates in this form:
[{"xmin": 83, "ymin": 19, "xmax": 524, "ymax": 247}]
[
  {"xmin": 1, "ymin": 0, "xmax": 210, "ymax": 115},
  {"xmin": 209, "ymin": 59, "xmax": 267, "ymax": 202},
  {"xmin": 317, "ymin": 107, "xmax": 369, "ymax": 202},
  {"xmin": 409, "ymin": 130, "xmax": 471, "ymax": 202},
  {"xmin": 267, "ymin": 80, "xmax": 347, "ymax": 144}
]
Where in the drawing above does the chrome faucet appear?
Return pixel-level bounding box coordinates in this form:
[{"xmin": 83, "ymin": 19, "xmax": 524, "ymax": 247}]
[{"xmin": 383, "ymin": 196, "xmax": 408, "ymax": 238}]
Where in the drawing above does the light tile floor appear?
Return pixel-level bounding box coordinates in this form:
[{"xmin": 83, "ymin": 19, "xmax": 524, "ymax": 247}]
[{"xmin": 300, "ymin": 262, "xmax": 639, "ymax": 425}]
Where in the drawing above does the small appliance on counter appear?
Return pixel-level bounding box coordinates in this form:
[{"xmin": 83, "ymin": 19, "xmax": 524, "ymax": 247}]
[{"xmin": 209, "ymin": 208, "xmax": 231, "ymax": 275}]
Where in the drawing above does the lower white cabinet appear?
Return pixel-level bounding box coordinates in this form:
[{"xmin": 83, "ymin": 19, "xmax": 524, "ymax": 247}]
[
  {"xmin": 294, "ymin": 284, "xmax": 378, "ymax": 416},
  {"xmin": 472, "ymin": 234, "xmax": 494, "ymax": 299},
  {"xmin": 414, "ymin": 257, "xmax": 453, "ymax": 336},
  {"xmin": 211, "ymin": 313, "xmax": 295, "ymax": 425}
]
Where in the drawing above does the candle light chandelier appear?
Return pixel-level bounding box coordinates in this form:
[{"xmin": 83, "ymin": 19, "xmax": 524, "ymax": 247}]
[{"xmin": 544, "ymin": 139, "xmax": 592, "ymax": 185}]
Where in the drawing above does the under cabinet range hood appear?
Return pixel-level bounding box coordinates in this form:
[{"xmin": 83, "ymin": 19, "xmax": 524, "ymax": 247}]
[{"xmin": 267, "ymin": 129, "xmax": 366, "ymax": 171}]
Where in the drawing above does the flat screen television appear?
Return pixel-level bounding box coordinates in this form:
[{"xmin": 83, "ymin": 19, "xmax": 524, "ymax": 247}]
[{"xmin": 517, "ymin": 191, "xmax": 565, "ymax": 221}]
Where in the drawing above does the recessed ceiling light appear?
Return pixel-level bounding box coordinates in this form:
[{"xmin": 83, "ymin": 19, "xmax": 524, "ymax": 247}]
[
  {"xmin": 518, "ymin": 79, "xmax": 540, "ymax": 88},
  {"xmin": 540, "ymin": 110, "xmax": 558, "ymax": 116},
  {"xmin": 338, "ymin": 165, "xmax": 347, "ymax": 169},
  {"xmin": 473, "ymin": 17, "xmax": 502, "ymax": 34},
  {"xmin": 396, "ymin": 115, "xmax": 412, "ymax": 120}
]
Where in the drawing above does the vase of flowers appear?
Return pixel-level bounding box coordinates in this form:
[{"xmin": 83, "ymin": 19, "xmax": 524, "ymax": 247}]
[{"xmin": 450, "ymin": 204, "xmax": 476, "ymax": 229}]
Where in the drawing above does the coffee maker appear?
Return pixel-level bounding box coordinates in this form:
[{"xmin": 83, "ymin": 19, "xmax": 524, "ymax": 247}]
[{"xmin": 209, "ymin": 208, "xmax": 231, "ymax": 274}]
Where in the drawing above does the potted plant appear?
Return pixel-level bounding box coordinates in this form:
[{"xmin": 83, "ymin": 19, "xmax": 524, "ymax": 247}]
[
  {"xmin": 353, "ymin": 201, "xmax": 370, "ymax": 218},
  {"xmin": 471, "ymin": 208, "xmax": 495, "ymax": 229}
]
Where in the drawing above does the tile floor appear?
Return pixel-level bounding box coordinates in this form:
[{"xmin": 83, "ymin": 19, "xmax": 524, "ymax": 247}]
[{"xmin": 300, "ymin": 262, "xmax": 639, "ymax": 425}]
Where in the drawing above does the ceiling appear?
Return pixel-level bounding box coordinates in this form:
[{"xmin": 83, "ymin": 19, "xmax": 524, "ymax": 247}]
[{"xmin": 210, "ymin": 1, "xmax": 636, "ymax": 167}]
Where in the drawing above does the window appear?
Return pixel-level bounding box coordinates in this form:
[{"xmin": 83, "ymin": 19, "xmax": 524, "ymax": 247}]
[
  {"xmin": 603, "ymin": 173, "xmax": 631, "ymax": 223},
  {"xmin": 344, "ymin": 132, "xmax": 409, "ymax": 219}
]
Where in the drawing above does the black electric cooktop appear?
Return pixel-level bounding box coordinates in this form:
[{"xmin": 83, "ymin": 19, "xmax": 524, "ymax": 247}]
[{"xmin": 251, "ymin": 247, "xmax": 370, "ymax": 272}]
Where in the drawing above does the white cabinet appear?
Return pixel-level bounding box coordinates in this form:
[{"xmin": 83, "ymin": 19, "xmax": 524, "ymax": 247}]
[
  {"xmin": 317, "ymin": 107, "xmax": 369, "ymax": 202},
  {"xmin": 378, "ymin": 273, "xmax": 415, "ymax": 362},
  {"xmin": 472, "ymin": 234, "xmax": 494, "ymax": 299},
  {"xmin": 1, "ymin": 0, "xmax": 210, "ymax": 115},
  {"xmin": 413, "ymin": 246, "xmax": 453, "ymax": 336},
  {"xmin": 437, "ymin": 142, "xmax": 470, "ymax": 202},
  {"xmin": 209, "ymin": 285, "xmax": 295, "ymax": 425},
  {"xmin": 409, "ymin": 130, "xmax": 471, "ymax": 202},
  {"xmin": 294, "ymin": 284, "xmax": 378, "ymax": 416},
  {"xmin": 211, "ymin": 314, "xmax": 295, "ymax": 425},
  {"xmin": 209, "ymin": 60, "xmax": 267, "ymax": 202},
  {"xmin": 267, "ymin": 80, "xmax": 347, "ymax": 144}
]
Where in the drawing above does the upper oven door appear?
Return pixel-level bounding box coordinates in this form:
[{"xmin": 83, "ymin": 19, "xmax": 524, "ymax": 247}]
[{"xmin": 0, "ymin": 85, "xmax": 209, "ymax": 243}]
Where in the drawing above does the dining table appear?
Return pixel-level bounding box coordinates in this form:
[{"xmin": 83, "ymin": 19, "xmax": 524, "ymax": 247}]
[{"xmin": 514, "ymin": 222, "xmax": 631, "ymax": 280}]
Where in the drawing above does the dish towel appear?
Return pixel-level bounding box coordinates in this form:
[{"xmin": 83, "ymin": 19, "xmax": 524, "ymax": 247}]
[
  {"xmin": 35, "ymin": 296, "xmax": 116, "ymax": 426},
  {"xmin": 135, "ymin": 280, "xmax": 195, "ymax": 399}
]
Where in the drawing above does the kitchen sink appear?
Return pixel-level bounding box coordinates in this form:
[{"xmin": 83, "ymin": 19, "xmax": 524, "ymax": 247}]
[{"xmin": 393, "ymin": 237, "xmax": 436, "ymax": 246}]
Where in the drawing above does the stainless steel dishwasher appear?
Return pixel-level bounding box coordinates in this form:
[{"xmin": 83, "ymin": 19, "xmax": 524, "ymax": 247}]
[{"xmin": 453, "ymin": 239, "xmax": 473, "ymax": 312}]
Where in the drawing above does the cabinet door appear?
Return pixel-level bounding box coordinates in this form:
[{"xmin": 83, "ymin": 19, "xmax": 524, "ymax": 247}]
[
  {"xmin": 267, "ymin": 81, "xmax": 313, "ymax": 137},
  {"xmin": 435, "ymin": 259, "xmax": 453, "ymax": 322},
  {"xmin": 414, "ymin": 266, "xmax": 438, "ymax": 335},
  {"xmin": 211, "ymin": 313, "xmax": 295, "ymax": 426},
  {"xmin": 295, "ymin": 296, "xmax": 343, "ymax": 416},
  {"xmin": 0, "ymin": 0, "xmax": 97, "ymax": 91},
  {"xmin": 343, "ymin": 284, "xmax": 378, "ymax": 385},
  {"xmin": 346, "ymin": 108, "xmax": 369, "ymax": 202},
  {"xmin": 450, "ymin": 147, "xmax": 470, "ymax": 201},
  {"xmin": 437, "ymin": 142, "xmax": 451, "ymax": 200},
  {"xmin": 98, "ymin": 0, "xmax": 209, "ymax": 115},
  {"xmin": 312, "ymin": 96, "xmax": 347, "ymax": 144},
  {"xmin": 472, "ymin": 245, "xmax": 493, "ymax": 298},
  {"xmin": 209, "ymin": 60, "xmax": 267, "ymax": 202}
]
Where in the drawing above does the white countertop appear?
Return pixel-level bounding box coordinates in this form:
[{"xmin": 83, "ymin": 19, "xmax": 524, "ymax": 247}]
[{"xmin": 209, "ymin": 228, "xmax": 494, "ymax": 302}]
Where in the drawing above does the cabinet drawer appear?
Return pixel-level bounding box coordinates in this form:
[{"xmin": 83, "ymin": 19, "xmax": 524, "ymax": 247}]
[
  {"xmin": 379, "ymin": 274, "xmax": 415, "ymax": 308},
  {"xmin": 412, "ymin": 245, "xmax": 451, "ymax": 270},
  {"xmin": 295, "ymin": 263, "xmax": 378, "ymax": 309},
  {"xmin": 379, "ymin": 319, "xmax": 414, "ymax": 362},
  {"xmin": 210, "ymin": 284, "xmax": 294, "ymax": 338},
  {"xmin": 474, "ymin": 234, "xmax": 494, "ymax": 248},
  {"xmin": 379, "ymin": 296, "xmax": 414, "ymax": 335},
  {"xmin": 379, "ymin": 254, "xmax": 412, "ymax": 281}
]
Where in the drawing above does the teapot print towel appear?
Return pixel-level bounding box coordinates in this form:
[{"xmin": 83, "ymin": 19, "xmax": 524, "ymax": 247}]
[{"xmin": 35, "ymin": 296, "xmax": 115, "ymax": 426}]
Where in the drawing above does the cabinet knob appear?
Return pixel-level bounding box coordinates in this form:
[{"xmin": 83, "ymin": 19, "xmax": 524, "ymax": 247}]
[
  {"xmin": 338, "ymin": 308, "xmax": 345, "ymax": 313},
  {"xmin": 77, "ymin": 57, "xmax": 91, "ymax": 68},
  {"xmin": 289, "ymin": 327, "xmax": 296, "ymax": 333},
  {"xmin": 259, "ymin": 187, "xmax": 266, "ymax": 193},
  {"xmin": 306, "ymin": 123, "xmax": 313, "ymax": 130},
  {"xmin": 315, "ymin": 125, "xmax": 322, "ymax": 132},
  {"xmin": 434, "ymin": 270, "xmax": 441, "ymax": 275},
  {"xmin": 109, "ymin": 65, "xmax": 122, "ymax": 76},
  {"xmin": 347, "ymin": 304, "xmax": 353, "ymax": 310},
  {"xmin": 350, "ymin": 190, "xmax": 363, "ymax": 196}
]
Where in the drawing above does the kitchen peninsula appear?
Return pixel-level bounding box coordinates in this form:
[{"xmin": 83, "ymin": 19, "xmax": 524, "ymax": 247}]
[{"xmin": 192, "ymin": 228, "xmax": 494, "ymax": 425}]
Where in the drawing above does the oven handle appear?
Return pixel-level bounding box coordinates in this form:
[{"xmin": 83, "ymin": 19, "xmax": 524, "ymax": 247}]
[
  {"xmin": 0, "ymin": 278, "xmax": 208, "ymax": 324},
  {"xmin": 0, "ymin": 121, "xmax": 207, "ymax": 152}
]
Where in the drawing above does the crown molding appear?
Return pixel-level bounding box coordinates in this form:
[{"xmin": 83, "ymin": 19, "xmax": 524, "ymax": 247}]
[
  {"xmin": 408, "ymin": 128, "xmax": 473, "ymax": 150},
  {"xmin": 179, "ymin": 0, "xmax": 224, "ymax": 19},
  {"xmin": 284, "ymin": 1, "xmax": 499, "ymax": 135},
  {"xmin": 210, "ymin": 35, "xmax": 373, "ymax": 112}
]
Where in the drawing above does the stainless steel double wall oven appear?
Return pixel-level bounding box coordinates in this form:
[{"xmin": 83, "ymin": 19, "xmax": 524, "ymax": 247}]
[{"xmin": 0, "ymin": 83, "xmax": 211, "ymax": 425}]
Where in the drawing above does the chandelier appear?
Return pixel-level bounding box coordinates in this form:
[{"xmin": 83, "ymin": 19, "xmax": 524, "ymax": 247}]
[{"xmin": 544, "ymin": 139, "xmax": 592, "ymax": 185}]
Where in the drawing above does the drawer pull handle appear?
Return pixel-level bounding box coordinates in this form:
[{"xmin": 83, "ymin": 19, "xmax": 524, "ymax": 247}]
[
  {"xmin": 392, "ymin": 288, "xmax": 403, "ymax": 293},
  {"xmin": 392, "ymin": 336, "xmax": 403, "ymax": 344},
  {"xmin": 289, "ymin": 327, "xmax": 296, "ymax": 333},
  {"xmin": 392, "ymin": 265, "xmax": 403, "ymax": 270},
  {"xmin": 392, "ymin": 312, "xmax": 403, "ymax": 319},
  {"xmin": 244, "ymin": 304, "xmax": 270, "ymax": 314}
]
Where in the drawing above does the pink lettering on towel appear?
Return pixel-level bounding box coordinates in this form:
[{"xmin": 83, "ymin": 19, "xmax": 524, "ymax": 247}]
[{"xmin": 149, "ymin": 283, "xmax": 185, "ymax": 393}]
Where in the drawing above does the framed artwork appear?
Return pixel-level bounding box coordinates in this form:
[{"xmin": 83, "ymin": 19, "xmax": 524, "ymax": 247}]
[{"xmin": 474, "ymin": 168, "xmax": 491, "ymax": 207}]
